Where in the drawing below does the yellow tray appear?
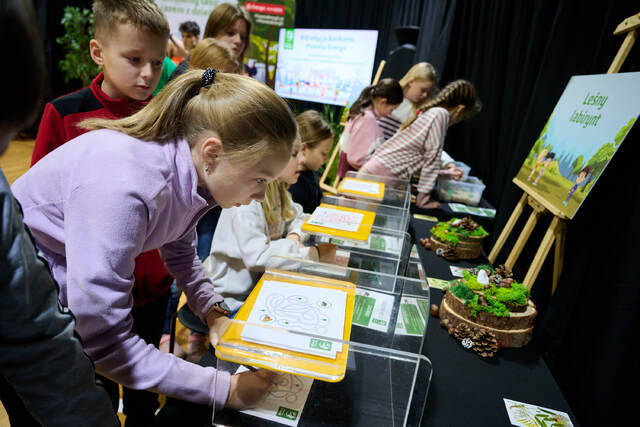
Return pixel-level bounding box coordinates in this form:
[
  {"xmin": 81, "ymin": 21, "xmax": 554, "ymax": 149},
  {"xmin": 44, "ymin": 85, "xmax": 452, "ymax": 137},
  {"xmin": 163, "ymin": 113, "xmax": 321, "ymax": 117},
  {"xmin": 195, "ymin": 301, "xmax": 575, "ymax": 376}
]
[
  {"xmin": 301, "ymin": 203, "xmax": 376, "ymax": 243},
  {"xmin": 215, "ymin": 270, "xmax": 356, "ymax": 382},
  {"xmin": 337, "ymin": 177, "xmax": 386, "ymax": 201}
]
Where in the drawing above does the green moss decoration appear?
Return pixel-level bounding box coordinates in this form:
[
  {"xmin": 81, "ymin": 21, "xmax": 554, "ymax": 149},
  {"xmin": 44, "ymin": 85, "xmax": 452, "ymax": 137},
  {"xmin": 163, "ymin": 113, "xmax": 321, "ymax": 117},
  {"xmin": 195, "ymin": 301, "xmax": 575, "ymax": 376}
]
[
  {"xmin": 471, "ymin": 226, "xmax": 489, "ymax": 237},
  {"xmin": 467, "ymin": 294, "xmax": 510, "ymax": 318},
  {"xmin": 431, "ymin": 218, "xmax": 488, "ymax": 247},
  {"xmin": 450, "ymin": 281, "xmax": 475, "ymax": 300},
  {"xmin": 462, "ymin": 270, "xmax": 485, "ymax": 290},
  {"xmin": 485, "ymin": 282, "xmax": 530, "ymax": 305},
  {"xmin": 431, "ymin": 223, "xmax": 460, "ymax": 245},
  {"xmin": 452, "ymin": 270, "xmax": 530, "ymax": 318}
]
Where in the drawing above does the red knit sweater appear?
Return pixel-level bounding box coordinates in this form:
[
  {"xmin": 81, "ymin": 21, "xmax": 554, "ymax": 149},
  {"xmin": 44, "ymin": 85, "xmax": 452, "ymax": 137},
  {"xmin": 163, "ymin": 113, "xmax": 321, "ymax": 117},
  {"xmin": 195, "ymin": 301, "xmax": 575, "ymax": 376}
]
[{"xmin": 31, "ymin": 73, "xmax": 173, "ymax": 306}]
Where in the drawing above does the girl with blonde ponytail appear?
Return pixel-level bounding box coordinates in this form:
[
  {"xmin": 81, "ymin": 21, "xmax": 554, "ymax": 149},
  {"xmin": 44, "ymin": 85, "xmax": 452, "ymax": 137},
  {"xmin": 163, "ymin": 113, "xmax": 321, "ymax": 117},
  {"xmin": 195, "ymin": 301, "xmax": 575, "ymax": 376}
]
[
  {"xmin": 203, "ymin": 140, "xmax": 337, "ymax": 313},
  {"xmin": 361, "ymin": 79, "xmax": 482, "ymax": 209},
  {"xmin": 11, "ymin": 69, "xmax": 299, "ymax": 411}
]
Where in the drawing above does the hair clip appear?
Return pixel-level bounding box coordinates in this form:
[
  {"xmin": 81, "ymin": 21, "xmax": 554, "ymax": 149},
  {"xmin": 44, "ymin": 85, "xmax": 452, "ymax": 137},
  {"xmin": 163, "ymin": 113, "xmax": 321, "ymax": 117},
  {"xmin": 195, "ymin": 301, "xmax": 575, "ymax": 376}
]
[{"xmin": 201, "ymin": 68, "xmax": 218, "ymax": 88}]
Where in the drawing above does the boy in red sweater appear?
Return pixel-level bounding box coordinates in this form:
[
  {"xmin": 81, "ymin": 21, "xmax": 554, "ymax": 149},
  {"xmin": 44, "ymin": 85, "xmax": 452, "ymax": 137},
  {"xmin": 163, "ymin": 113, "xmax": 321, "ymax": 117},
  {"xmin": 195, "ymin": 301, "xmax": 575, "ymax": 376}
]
[{"xmin": 31, "ymin": 1, "xmax": 172, "ymax": 424}]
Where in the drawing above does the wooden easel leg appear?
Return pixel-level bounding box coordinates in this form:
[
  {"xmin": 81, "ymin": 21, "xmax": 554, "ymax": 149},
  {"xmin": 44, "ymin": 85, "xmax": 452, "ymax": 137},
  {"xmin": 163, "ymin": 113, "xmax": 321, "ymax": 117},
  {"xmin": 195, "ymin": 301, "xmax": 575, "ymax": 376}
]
[
  {"xmin": 488, "ymin": 193, "xmax": 527, "ymax": 263},
  {"xmin": 505, "ymin": 209, "xmax": 542, "ymax": 270},
  {"xmin": 552, "ymin": 220, "xmax": 566, "ymax": 295},
  {"xmin": 523, "ymin": 217, "xmax": 560, "ymax": 289},
  {"xmin": 607, "ymin": 29, "xmax": 638, "ymax": 73}
]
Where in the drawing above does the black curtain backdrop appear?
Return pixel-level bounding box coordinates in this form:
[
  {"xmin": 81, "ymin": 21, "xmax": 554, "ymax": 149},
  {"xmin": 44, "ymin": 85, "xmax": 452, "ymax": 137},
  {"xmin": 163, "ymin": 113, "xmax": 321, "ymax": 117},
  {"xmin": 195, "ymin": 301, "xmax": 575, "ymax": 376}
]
[
  {"xmin": 414, "ymin": 0, "xmax": 456, "ymax": 77},
  {"xmin": 439, "ymin": 2, "xmax": 639, "ymax": 426}
]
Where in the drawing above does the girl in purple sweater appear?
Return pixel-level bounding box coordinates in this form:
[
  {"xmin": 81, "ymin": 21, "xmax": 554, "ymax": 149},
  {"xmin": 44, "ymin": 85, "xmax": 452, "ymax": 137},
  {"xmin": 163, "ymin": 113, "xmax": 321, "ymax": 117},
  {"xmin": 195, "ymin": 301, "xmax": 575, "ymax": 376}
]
[{"xmin": 11, "ymin": 69, "xmax": 297, "ymax": 412}]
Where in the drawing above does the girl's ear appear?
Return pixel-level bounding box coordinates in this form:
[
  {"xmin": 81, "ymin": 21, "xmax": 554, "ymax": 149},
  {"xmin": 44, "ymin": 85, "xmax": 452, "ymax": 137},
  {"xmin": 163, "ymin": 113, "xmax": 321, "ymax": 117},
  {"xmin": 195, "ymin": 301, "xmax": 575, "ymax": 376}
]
[
  {"xmin": 89, "ymin": 39, "xmax": 104, "ymax": 66},
  {"xmin": 201, "ymin": 136, "xmax": 223, "ymax": 166}
]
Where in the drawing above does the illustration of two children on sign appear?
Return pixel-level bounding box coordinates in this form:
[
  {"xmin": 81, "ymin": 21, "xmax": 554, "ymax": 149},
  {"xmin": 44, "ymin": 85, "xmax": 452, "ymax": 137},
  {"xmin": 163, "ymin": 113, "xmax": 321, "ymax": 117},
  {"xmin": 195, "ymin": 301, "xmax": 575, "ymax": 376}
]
[{"xmin": 527, "ymin": 145, "xmax": 590, "ymax": 206}]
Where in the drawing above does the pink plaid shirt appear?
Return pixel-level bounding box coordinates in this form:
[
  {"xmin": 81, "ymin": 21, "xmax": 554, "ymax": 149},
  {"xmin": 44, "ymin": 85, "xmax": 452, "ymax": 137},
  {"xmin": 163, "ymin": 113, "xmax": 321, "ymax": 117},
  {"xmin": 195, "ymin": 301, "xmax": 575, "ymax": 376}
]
[{"xmin": 372, "ymin": 107, "xmax": 449, "ymax": 194}]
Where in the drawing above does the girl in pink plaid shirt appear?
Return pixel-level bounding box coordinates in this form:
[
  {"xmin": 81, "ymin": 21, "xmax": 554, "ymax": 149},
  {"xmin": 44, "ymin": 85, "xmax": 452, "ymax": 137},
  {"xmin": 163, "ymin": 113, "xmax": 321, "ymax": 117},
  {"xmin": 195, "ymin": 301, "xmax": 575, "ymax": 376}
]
[
  {"xmin": 361, "ymin": 79, "xmax": 481, "ymax": 209},
  {"xmin": 337, "ymin": 78, "xmax": 403, "ymax": 178}
]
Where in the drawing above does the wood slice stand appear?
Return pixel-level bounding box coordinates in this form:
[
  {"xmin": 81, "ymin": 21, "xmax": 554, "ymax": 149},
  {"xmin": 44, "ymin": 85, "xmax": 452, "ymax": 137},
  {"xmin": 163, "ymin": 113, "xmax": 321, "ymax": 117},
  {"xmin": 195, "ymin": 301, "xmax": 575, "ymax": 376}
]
[{"xmin": 488, "ymin": 12, "xmax": 639, "ymax": 294}]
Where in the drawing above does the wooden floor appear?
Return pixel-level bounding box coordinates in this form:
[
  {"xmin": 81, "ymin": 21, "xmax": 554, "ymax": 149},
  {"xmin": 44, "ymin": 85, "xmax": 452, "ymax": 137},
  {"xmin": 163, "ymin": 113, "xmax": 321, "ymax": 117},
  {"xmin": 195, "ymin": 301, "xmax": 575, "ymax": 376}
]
[{"xmin": 0, "ymin": 140, "xmax": 193, "ymax": 426}]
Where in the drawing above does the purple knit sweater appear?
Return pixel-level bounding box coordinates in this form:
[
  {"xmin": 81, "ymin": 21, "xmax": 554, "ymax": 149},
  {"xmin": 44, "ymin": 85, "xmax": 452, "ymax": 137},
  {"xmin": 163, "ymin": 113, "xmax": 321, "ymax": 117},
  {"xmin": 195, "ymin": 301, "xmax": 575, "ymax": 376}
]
[{"xmin": 12, "ymin": 129, "xmax": 230, "ymax": 407}]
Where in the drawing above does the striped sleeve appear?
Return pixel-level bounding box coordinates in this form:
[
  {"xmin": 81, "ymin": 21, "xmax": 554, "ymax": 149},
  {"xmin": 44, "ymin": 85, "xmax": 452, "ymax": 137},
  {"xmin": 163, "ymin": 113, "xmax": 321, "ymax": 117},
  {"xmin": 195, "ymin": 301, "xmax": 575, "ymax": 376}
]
[{"xmin": 416, "ymin": 108, "xmax": 449, "ymax": 193}]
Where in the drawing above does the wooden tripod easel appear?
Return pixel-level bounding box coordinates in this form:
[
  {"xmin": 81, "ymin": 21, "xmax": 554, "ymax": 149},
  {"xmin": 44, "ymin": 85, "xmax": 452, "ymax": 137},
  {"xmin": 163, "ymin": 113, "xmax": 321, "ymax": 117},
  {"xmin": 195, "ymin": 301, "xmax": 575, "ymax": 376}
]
[{"xmin": 488, "ymin": 12, "xmax": 640, "ymax": 294}]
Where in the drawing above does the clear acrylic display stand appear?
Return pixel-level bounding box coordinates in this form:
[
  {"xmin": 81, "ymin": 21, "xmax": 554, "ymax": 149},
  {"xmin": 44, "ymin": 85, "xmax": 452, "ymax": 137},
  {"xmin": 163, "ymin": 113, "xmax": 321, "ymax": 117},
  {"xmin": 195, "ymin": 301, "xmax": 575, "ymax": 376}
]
[
  {"xmin": 308, "ymin": 225, "xmax": 412, "ymax": 279},
  {"xmin": 320, "ymin": 194, "xmax": 410, "ymax": 233},
  {"xmin": 212, "ymin": 269, "xmax": 432, "ymax": 427},
  {"xmin": 340, "ymin": 170, "xmax": 411, "ymax": 210}
]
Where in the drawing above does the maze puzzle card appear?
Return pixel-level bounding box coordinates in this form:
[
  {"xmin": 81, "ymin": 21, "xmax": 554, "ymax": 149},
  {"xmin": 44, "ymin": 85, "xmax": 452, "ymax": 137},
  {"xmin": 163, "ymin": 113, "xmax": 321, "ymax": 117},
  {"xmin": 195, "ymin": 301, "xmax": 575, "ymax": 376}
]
[
  {"xmin": 237, "ymin": 365, "xmax": 313, "ymax": 427},
  {"xmin": 241, "ymin": 280, "xmax": 347, "ymax": 358}
]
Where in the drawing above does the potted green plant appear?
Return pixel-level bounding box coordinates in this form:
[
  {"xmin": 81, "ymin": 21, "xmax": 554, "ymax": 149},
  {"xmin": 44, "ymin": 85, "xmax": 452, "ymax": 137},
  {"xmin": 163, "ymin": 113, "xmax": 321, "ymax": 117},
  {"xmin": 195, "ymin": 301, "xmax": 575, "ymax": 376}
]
[{"xmin": 56, "ymin": 6, "xmax": 100, "ymax": 87}]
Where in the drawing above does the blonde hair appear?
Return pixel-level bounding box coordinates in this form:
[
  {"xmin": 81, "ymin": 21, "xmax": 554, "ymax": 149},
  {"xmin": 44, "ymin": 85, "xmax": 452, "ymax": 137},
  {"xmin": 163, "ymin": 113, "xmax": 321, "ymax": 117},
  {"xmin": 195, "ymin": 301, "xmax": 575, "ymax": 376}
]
[
  {"xmin": 92, "ymin": 0, "xmax": 170, "ymax": 42},
  {"xmin": 399, "ymin": 62, "xmax": 437, "ymax": 89},
  {"xmin": 189, "ymin": 38, "xmax": 241, "ymax": 74},
  {"xmin": 80, "ymin": 70, "xmax": 298, "ymax": 164},
  {"xmin": 204, "ymin": 3, "xmax": 252, "ymax": 62},
  {"xmin": 296, "ymin": 110, "xmax": 333, "ymax": 148},
  {"xmin": 262, "ymin": 181, "xmax": 295, "ymax": 226},
  {"xmin": 401, "ymin": 79, "xmax": 482, "ymax": 130}
]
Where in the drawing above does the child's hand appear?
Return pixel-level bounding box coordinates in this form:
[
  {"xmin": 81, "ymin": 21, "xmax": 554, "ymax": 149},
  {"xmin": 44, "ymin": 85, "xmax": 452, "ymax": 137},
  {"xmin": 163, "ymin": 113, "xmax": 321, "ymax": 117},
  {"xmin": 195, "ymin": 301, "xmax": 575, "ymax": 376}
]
[
  {"xmin": 206, "ymin": 312, "xmax": 231, "ymax": 347},
  {"xmin": 286, "ymin": 233, "xmax": 302, "ymax": 246},
  {"xmin": 416, "ymin": 192, "xmax": 440, "ymax": 210},
  {"xmin": 445, "ymin": 164, "xmax": 464, "ymax": 180},
  {"xmin": 316, "ymin": 243, "xmax": 337, "ymax": 263},
  {"xmin": 226, "ymin": 369, "xmax": 281, "ymax": 410}
]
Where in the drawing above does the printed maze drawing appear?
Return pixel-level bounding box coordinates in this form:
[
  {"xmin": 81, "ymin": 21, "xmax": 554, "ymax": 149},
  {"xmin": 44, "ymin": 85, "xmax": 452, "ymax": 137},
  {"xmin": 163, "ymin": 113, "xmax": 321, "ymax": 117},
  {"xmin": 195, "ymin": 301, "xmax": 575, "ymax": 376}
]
[
  {"xmin": 269, "ymin": 373, "xmax": 305, "ymax": 403},
  {"xmin": 259, "ymin": 293, "xmax": 332, "ymax": 335}
]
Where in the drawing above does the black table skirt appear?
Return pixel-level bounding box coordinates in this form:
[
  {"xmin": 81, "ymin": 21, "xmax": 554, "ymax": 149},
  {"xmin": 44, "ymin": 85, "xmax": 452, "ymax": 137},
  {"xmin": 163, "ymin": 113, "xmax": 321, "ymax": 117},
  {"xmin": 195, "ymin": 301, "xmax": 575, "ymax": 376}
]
[{"xmin": 410, "ymin": 216, "xmax": 579, "ymax": 426}]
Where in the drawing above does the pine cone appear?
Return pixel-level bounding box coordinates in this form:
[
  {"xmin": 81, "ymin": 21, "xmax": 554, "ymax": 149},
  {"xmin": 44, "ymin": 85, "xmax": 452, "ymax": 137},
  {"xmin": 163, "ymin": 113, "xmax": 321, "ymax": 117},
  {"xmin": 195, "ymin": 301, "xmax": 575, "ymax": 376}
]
[
  {"xmin": 453, "ymin": 323, "xmax": 474, "ymax": 341},
  {"xmin": 441, "ymin": 244, "xmax": 459, "ymax": 261},
  {"xmin": 490, "ymin": 273, "xmax": 503, "ymax": 286},
  {"xmin": 459, "ymin": 217, "xmax": 479, "ymax": 231},
  {"xmin": 472, "ymin": 329, "xmax": 498, "ymax": 357},
  {"xmin": 494, "ymin": 264, "xmax": 513, "ymax": 279}
]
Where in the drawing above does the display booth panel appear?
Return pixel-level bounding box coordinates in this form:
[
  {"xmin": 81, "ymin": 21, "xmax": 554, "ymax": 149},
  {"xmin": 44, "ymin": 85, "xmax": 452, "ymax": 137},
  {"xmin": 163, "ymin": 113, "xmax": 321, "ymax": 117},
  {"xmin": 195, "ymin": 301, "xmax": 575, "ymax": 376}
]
[
  {"xmin": 213, "ymin": 269, "xmax": 432, "ymax": 427},
  {"xmin": 321, "ymin": 194, "xmax": 410, "ymax": 233},
  {"xmin": 340, "ymin": 171, "xmax": 411, "ymax": 210},
  {"xmin": 308, "ymin": 228, "xmax": 412, "ymax": 279}
]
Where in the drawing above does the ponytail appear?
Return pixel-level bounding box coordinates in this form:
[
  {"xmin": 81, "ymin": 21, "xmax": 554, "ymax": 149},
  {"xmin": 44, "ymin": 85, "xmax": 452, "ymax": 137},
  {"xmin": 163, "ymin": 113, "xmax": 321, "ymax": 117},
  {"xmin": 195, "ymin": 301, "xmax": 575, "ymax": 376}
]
[
  {"xmin": 347, "ymin": 78, "xmax": 403, "ymax": 121},
  {"xmin": 80, "ymin": 70, "xmax": 298, "ymax": 163},
  {"xmin": 401, "ymin": 79, "xmax": 481, "ymax": 130}
]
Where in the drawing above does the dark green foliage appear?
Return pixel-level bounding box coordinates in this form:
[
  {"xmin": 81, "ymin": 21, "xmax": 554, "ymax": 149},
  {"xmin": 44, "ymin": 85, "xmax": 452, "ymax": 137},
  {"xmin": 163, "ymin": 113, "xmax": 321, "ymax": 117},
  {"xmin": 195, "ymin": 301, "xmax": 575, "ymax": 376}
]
[
  {"xmin": 450, "ymin": 281, "xmax": 475, "ymax": 300},
  {"xmin": 56, "ymin": 7, "xmax": 100, "ymax": 87}
]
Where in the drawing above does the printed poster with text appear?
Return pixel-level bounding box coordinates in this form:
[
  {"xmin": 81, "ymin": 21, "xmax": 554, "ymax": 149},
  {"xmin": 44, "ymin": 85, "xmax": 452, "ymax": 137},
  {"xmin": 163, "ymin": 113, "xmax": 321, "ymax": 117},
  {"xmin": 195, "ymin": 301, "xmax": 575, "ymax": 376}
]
[
  {"xmin": 154, "ymin": 0, "xmax": 295, "ymax": 86},
  {"xmin": 515, "ymin": 72, "xmax": 640, "ymax": 219}
]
